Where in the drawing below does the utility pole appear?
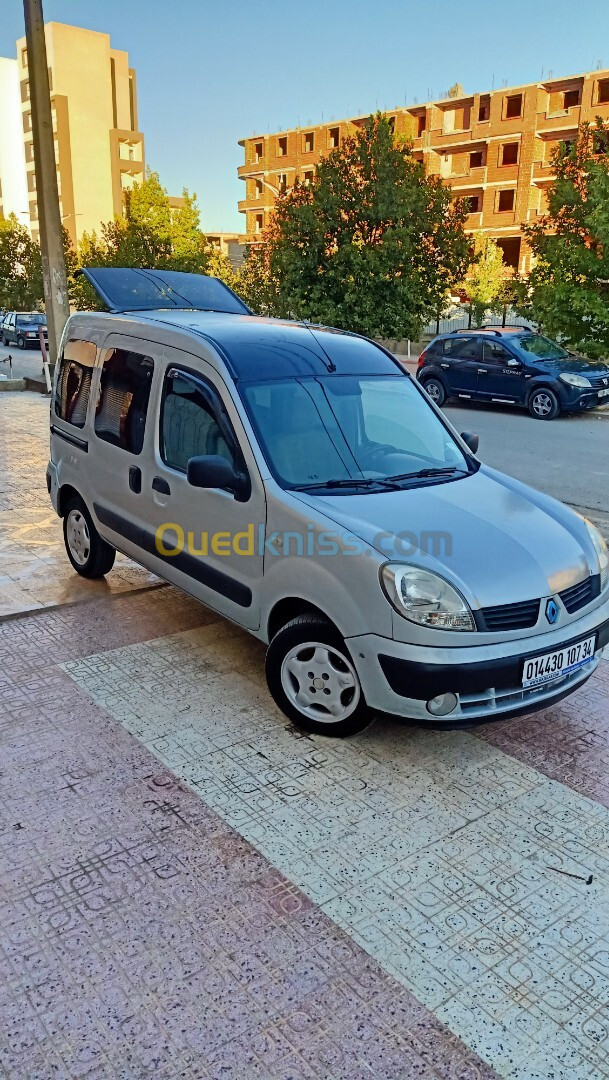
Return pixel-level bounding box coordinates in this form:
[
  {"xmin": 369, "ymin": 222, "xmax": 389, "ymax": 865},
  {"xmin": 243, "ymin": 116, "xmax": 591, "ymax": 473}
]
[{"xmin": 23, "ymin": 0, "xmax": 69, "ymax": 371}]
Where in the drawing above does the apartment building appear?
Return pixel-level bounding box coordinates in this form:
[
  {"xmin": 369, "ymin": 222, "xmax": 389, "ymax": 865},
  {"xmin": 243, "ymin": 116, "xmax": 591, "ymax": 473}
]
[
  {"xmin": 238, "ymin": 68, "xmax": 609, "ymax": 273},
  {"xmin": 0, "ymin": 22, "xmax": 144, "ymax": 246}
]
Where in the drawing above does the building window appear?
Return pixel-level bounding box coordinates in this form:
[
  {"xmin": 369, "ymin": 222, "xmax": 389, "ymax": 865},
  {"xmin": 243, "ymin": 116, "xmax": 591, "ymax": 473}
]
[
  {"xmin": 497, "ymin": 189, "xmax": 515, "ymax": 212},
  {"xmin": 277, "ymin": 173, "xmax": 287, "ymax": 193},
  {"xmin": 495, "ymin": 236, "xmax": 521, "ymax": 269},
  {"xmin": 23, "ymin": 111, "xmax": 32, "ymax": 133},
  {"xmin": 255, "ymin": 179, "xmax": 263, "ymax": 199},
  {"xmin": 278, "ymin": 136, "xmax": 288, "ymax": 156},
  {"xmin": 470, "ymin": 150, "xmax": 484, "ymax": 169},
  {"xmin": 504, "ymin": 93, "xmax": 523, "ymax": 119},
  {"xmin": 467, "ymin": 195, "xmax": 480, "ymax": 213},
  {"xmin": 501, "ymin": 142, "xmax": 519, "ymax": 166},
  {"xmin": 304, "ymin": 131, "xmax": 314, "ymax": 152},
  {"xmin": 563, "ymin": 88, "xmax": 580, "ymax": 109},
  {"xmin": 21, "ymin": 47, "xmax": 28, "ymax": 68},
  {"xmin": 255, "ymin": 214, "xmax": 264, "ymax": 232},
  {"xmin": 388, "ymin": 117, "xmax": 396, "ymax": 134},
  {"xmin": 302, "ymin": 170, "xmax": 314, "ymax": 186},
  {"xmin": 95, "ymin": 348, "xmax": 154, "ymax": 455},
  {"xmin": 417, "ymin": 114, "xmax": 426, "ymax": 136},
  {"xmin": 597, "ymin": 79, "xmax": 609, "ymax": 105},
  {"xmin": 329, "ymin": 127, "xmax": 340, "ymax": 148},
  {"xmin": 478, "ymin": 96, "xmax": 490, "ymax": 121},
  {"xmin": 254, "ymin": 141, "xmax": 263, "ymax": 162}
]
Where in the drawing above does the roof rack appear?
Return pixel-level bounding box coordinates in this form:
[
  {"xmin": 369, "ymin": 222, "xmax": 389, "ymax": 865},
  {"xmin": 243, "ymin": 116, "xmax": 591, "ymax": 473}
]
[
  {"xmin": 479, "ymin": 323, "xmax": 532, "ymax": 332},
  {"xmin": 451, "ymin": 327, "xmax": 501, "ymax": 336}
]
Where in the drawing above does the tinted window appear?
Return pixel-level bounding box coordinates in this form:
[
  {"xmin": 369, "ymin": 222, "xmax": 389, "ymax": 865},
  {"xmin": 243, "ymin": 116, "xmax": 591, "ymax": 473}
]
[
  {"xmin": 482, "ymin": 341, "xmax": 513, "ymax": 363},
  {"xmin": 94, "ymin": 348, "xmax": 154, "ymax": 454},
  {"xmin": 81, "ymin": 268, "xmax": 249, "ymax": 314},
  {"xmin": 160, "ymin": 370, "xmax": 234, "ymax": 472},
  {"xmin": 54, "ymin": 339, "xmax": 96, "ymax": 427},
  {"xmin": 443, "ymin": 336, "xmax": 479, "ymax": 359}
]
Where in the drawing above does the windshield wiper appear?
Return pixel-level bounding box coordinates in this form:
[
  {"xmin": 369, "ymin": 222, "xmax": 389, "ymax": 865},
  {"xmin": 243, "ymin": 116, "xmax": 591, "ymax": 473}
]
[
  {"xmin": 386, "ymin": 466, "xmax": 468, "ymax": 484},
  {"xmin": 291, "ymin": 477, "xmax": 400, "ymax": 492}
]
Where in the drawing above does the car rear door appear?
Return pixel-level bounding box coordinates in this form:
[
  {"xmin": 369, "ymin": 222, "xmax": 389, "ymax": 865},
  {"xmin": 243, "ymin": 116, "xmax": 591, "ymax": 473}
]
[
  {"xmin": 478, "ymin": 339, "xmax": 526, "ymax": 401},
  {"xmin": 442, "ymin": 335, "xmax": 481, "ymax": 395}
]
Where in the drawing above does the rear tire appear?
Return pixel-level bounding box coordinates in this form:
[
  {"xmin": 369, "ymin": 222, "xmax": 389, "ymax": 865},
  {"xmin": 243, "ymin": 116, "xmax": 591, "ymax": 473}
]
[
  {"xmin": 422, "ymin": 377, "xmax": 447, "ymax": 407},
  {"xmin": 266, "ymin": 614, "xmax": 373, "ymax": 737},
  {"xmin": 528, "ymin": 387, "xmax": 560, "ymax": 420},
  {"xmin": 63, "ymin": 496, "xmax": 116, "ymax": 578}
]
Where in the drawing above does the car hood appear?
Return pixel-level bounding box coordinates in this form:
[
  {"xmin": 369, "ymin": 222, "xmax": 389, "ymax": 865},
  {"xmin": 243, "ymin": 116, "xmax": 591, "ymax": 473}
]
[
  {"xmin": 293, "ymin": 467, "xmax": 595, "ymax": 609},
  {"xmin": 546, "ymin": 356, "xmax": 609, "ymax": 376}
]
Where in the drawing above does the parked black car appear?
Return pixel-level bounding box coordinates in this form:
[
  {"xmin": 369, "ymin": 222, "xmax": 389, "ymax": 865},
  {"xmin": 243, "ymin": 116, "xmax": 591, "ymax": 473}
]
[
  {"xmin": 1, "ymin": 312, "xmax": 48, "ymax": 350},
  {"xmin": 416, "ymin": 327, "xmax": 609, "ymax": 420}
]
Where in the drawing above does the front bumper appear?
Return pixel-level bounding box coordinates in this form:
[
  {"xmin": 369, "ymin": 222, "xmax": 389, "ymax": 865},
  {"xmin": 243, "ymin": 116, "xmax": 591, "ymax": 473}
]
[
  {"xmin": 347, "ymin": 601, "xmax": 609, "ymax": 724},
  {"xmin": 560, "ymin": 384, "xmax": 609, "ymax": 411}
]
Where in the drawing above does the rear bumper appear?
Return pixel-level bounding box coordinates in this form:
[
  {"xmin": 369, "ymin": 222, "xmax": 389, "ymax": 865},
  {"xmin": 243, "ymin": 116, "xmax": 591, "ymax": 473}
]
[{"xmin": 347, "ymin": 603, "xmax": 609, "ymax": 724}]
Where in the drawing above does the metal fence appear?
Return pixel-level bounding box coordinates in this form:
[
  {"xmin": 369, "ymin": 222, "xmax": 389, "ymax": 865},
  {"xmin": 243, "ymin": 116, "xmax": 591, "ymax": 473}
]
[{"xmin": 422, "ymin": 309, "xmax": 534, "ymax": 338}]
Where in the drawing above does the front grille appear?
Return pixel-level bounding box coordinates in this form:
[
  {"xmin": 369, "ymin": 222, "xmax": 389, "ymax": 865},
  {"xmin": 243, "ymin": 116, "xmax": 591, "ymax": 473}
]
[
  {"xmin": 476, "ymin": 598, "xmax": 541, "ymax": 633},
  {"xmin": 559, "ymin": 574, "xmax": 600, "ymax": 614}
]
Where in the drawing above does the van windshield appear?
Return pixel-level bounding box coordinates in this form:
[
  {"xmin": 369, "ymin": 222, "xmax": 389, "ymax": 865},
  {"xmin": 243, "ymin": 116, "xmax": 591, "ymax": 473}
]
[{"xmin": 241, "ymin": 375, "xmax": 471, "ymax": 492}]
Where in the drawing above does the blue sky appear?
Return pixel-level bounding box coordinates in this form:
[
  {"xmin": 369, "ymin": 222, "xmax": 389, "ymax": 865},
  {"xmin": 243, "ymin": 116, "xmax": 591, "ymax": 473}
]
[{"xmin": 2, "ymin": 0, "xmax": 607, "ymax": 232}]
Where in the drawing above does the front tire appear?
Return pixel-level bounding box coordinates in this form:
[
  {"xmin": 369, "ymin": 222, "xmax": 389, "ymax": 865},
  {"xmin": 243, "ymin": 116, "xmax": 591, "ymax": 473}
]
[
  {"xmin": 63, "ymin": 496, "xmax": 116, "ymax": 578},
  {"xmin": 528, "ymin": 387, "xmax": 560, "ymax": 420},
  {"xmin": 266, "ymin": 615, "xmax": 373, "ymax": 737},
  {"xmin": 422, "ymin": 377, "xmax": 447, "ymax": 407},
  {"xmin": 17, "ymin": 335, "xmax": 26, "ymax": 350}
]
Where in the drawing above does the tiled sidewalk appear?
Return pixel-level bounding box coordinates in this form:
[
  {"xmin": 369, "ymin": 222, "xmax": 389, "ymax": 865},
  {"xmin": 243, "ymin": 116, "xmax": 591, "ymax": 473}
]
[
  {"xmin": 1, "ymin": 584, "xmax": 609, "ymax": 1079},
  {"xmin": 1, "ymin": 589, "xmax": 496, "ymax": 1080},
  {"xmin": 0, "ymin": 394, "xmax": 158, "ymax": 617}
]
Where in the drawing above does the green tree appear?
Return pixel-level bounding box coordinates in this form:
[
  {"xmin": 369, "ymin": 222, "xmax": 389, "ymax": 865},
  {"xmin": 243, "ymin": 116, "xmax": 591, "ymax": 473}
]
[
  {"xmin": 246, "ymin": 115, "xmax": 470, "ymax": 340},
  {"xmin": 464, "ymin": 236, "xmax": 507, "ymax": 325},
  {"xmin": 0, "ymin": 214, "xmax": 43, "ymax": 310},
  {"xmin": 519, "ymin": 120, "xmax": 609, "ymax": 357},
  {"xmin": 72, "ymin": 170, "xmax": 209, "ymax": 308},
  {"xmin": 206, "ymin": 248, "xmax": 240, "ymax": 293}
]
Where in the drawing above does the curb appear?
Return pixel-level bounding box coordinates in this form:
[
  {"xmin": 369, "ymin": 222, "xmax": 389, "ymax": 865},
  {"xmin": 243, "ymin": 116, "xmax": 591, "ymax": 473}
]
[{"xmin": 0, "ymin": 379, "xmax": 26, "ymax": 392}]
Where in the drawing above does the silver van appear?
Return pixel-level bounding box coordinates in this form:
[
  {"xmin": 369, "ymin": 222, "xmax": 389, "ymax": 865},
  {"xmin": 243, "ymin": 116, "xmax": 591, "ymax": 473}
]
[{"xmin": 48, "ymin": 268, "xmax": 609, "ymax": 736}]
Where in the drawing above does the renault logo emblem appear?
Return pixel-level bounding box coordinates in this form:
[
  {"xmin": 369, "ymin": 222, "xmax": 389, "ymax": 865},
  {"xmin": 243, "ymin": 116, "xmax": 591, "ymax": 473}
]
[{"xmin": 545, "ymin": 598, "xmax": 559, "ymax": 625}]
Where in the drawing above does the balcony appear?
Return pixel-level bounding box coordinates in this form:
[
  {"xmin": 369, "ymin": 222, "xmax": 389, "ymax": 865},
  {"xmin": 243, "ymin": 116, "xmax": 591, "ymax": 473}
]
[
  {"xmin": 537, "ymin": 105, "xmax": 580, "ymax": 133},
  {"xmin": 238, "ymin": 161, "xmax": 264, "ymax": 179},
  {"xmin": 532, "ymin": 160, "xmax": 556, "ymax": 180}
]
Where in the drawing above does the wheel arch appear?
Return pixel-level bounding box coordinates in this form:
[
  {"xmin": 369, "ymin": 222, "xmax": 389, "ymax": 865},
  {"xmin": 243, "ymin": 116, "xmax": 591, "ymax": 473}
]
[
  {"xmin": 267, "ymin": 597, "xmax": 339, "ymax": 643},
  {"xmin": 57, "ymin": 483, "xmax": 84, "ymax": 518}
]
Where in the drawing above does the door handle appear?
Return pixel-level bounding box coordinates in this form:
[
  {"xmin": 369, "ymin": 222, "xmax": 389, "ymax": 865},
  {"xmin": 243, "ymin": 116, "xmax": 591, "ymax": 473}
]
[
  {"xmin": 440, "ymin": 363, "xmax": 450, "ymax": 369},
  {"xmin": 477, "ymin": 368, "xmax": 488, "ymax": 374},
  {"xmin": 152, "ymin": 476, "xmax": 171, "ymax": 495},
  {"xmin": 129, "ymin": 466, "xmax": 142, "ymax": 494}
]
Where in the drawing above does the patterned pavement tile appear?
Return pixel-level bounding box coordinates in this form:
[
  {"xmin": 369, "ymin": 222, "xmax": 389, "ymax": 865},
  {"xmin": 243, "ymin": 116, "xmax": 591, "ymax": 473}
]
[
  {"xmin": 0, "ymin": 601, "xmax": 495, "ymax": 1080},
  {"xmin": 63, "ymin": 621, "xmax": 609, "ymax": 1080},
  {"xmin": 0, "ymin": 394, "xmax": 159, "ymax": 616}
]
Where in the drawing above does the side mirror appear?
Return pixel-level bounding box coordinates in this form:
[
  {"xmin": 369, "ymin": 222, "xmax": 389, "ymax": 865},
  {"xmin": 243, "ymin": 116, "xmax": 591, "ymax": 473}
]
[
  {"xmin": 187, "ymin": 454, "xmax": 249, "ymax": 499},
  {"xmin": 506, "ymin": 358, "xmax": 520, "ymax": 367},
  {"xmin": 460, "ymin": 431, "xmax": 479, "ymax": 454}
]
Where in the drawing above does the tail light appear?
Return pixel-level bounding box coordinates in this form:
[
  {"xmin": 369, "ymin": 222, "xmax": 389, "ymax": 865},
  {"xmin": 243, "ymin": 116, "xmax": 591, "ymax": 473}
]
[{"xmin": 417, "ymin": 350, "xmax": 427, "ymax": 369}]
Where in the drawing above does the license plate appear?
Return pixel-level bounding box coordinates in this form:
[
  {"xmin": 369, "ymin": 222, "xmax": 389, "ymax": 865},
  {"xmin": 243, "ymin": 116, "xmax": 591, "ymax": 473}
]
[
  {"xmin": 599, "ymin": 388, "xmax": 609, "ymax": 399},
  {"xmin": 522, "ymin": 635, "xmax": 596, "ymax": 688}
]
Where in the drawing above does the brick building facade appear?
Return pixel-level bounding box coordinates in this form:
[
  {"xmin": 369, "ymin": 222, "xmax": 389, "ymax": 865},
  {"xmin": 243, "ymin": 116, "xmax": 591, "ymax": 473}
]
[{"xmin": 238, "ymin": 68, "xmax": 609, "ymax": 273}]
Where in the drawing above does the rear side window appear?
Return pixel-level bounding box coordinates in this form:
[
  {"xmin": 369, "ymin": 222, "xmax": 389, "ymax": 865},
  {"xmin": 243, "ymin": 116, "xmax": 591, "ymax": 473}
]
[
  {"xmin": 443, "ymin": 336, "xmax": 479, "ymax": 358},
  {"xmin": 54, "ymin": 339, "xmax": 96, "ymax": 428},
  {"xmin": 94, "ymin": 347, "xmax": 154, "ymax": 454}
]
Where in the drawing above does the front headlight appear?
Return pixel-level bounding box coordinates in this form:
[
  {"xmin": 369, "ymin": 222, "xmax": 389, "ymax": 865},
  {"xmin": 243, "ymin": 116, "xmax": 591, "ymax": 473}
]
[
  {"xmin": 381, "ymin": 564, "xmax": 475, "ymax": 630},
  {"xmin": 559, "ymin": 373, "xmax": 592, "ymax": 388},
  {"xmin": 585, "ymin": 519, "xmax": 609, "ymax": 589}
]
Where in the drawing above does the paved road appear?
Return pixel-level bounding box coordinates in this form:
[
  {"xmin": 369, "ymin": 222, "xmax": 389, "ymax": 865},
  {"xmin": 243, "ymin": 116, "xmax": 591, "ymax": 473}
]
[
  {"xmin": 445, "ymin": 398, "xmax": 609, "ymax": 533},
  {"xmin": 0, "ymin": 340, "xmax": 47, "ymax": 382}
]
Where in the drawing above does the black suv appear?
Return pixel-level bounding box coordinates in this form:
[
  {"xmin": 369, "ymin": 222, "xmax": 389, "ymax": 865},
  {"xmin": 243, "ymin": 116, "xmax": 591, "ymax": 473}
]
[
  {"xmin": 416, "ymin": 327, "xmax": 609, "ymax": 420},
  {"xmin": 1, "ymin": 312, "xmax": 48, "ymax": 350}
]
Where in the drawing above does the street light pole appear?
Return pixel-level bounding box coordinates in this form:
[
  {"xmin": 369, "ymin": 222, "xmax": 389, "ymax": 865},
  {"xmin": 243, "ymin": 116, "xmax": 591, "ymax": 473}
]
[{"xmin": 23, "ymin": 0, "xmax": 69, "ymax": 370}]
